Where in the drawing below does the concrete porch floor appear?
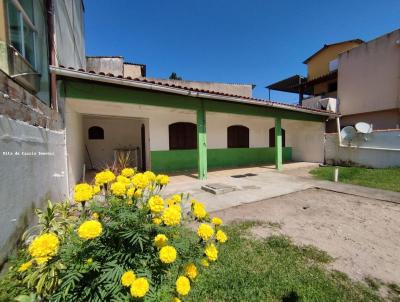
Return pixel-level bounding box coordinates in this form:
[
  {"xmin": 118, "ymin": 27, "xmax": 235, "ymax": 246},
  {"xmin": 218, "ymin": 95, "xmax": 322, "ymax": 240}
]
[
  {"xmin": 162, "ymin": 162, "xmax": 400, "ymax": 212},
  {"xmin": 162, "ymin": 162, "xmax": 319, "ymax": 212}
]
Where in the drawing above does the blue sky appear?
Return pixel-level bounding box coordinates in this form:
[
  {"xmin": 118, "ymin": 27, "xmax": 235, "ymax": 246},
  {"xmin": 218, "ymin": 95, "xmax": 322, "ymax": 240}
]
[{"xmin": 84, "ymin": 0, "xmax": 399, "ymax": 103}]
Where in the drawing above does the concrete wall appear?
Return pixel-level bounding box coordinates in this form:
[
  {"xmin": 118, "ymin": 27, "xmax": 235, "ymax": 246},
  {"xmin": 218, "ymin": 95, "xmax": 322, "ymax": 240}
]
[
  {"xmin": 124, "ymin": 63, "xmax": 144, "ymax": 78},
  {"xmin": 54, "ymin": 0, "xmax": 86, "ymax": 69},
  {"xmin": 325, "ymin": 131, "xmax": 400, "ymax": 168},
  {"xmin": 0, "ymin": 115, "xmax": 68, "ymax": 265},
  {"xmin": 145, "ymin": 78, "xmax": 254, "ymax": 98},
  {"xmin": 65, "ymin": 102, "xmax": 84, "ymax": 188},
  {"xmin": 283, "ymin": 119, "xmax": 325, "ymax": 163},
  {"xmin": 307, "ymin": 41, "xmax": 362, "ymax": 79},
  {"xmin": 338, "ymin": 30, "xmax": 400, "ymax": 117},
  {"xmin": 82, "ymin": 116, "xmax": 147, "ymax": 170}
]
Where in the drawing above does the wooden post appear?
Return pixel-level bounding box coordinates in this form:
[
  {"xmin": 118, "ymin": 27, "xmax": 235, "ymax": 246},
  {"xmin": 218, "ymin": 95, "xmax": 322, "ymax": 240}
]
[
  {"xmin": 197, "ymin": 102, "xmax": 207, "ymax": 180},
  {"xmin": 275, "ymin": 117, "xmax": 283, "ymax": 171}
]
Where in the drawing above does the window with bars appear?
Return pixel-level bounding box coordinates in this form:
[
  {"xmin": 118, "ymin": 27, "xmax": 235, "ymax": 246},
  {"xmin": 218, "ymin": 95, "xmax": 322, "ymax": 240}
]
[{"xmin": 6, "ymin": 0, "xmax": 37, "ymax": 69}]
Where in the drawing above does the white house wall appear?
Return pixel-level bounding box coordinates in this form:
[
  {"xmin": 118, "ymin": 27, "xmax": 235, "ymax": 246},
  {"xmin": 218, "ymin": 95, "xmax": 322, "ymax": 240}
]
[
  {"xmin": 65, "ymin": 102, "xmax": 85, "ymax": 189},
  {"xmin": 283, "ymin": 120, "xmax": 325, "ymax": 163}
]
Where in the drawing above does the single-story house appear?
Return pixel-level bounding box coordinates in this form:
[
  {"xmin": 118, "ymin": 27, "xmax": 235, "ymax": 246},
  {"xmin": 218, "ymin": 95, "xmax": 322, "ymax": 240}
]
[{"xmin": 51, "ymin": 65, "xmax": 336, "ymax": 187}]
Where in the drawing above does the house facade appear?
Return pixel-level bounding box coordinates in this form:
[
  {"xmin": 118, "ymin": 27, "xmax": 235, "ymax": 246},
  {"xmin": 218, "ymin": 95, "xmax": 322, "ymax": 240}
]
[{"xmin": 0, "ymin": 0, "xmax": 335, "ymax": 266}]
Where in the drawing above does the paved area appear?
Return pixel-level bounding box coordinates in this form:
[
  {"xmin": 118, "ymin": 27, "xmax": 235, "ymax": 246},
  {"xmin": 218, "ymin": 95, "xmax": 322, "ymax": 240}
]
[
  {"xmin": 212, "ymin": 188, "xmax": 400, "ymax": 285},
  {"xmin": 162, "ymin": 162, "xmax": 400, "ymax": 212}
]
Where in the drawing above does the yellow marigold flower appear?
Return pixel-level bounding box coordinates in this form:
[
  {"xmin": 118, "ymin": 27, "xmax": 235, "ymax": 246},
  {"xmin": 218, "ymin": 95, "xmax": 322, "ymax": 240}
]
[
  {"xmin": 28, "ymin": 233, "xmax": 59, "ymax": 258},
  {"xmin": 121, "ymin": 270, "xmax": 136, "ymax": 287},
  {"xmin": 152, "ymin": 217, "xmax": 162, "ymax": 225},
  {"xmin": 184, "ymin": 263, "xmax": 198, "ymax": 280},
  {"xmin": 211, "ymin": 217, "xmax": 223, "ymax": 226},
  {"xmin": 148, "ymin": 195, "xmax": 164, "ymax": 213},
  {"xmin": 216, "ymin": 230, "xmax": 228, "ymax": 243},
  {"xmin": 86, "ymin": 258, "xmax": 93, "ymax": 264},
  {"xmin": 132, "ymin": 173, "xmax": 150, "ymax": 189},
  {"xmin": 92, "ymin": 212, "xmax": 99, "ymax": 220},
  {"xmin": 127, "ymin": 188, "xmax": 142, "ymax": 198},
  {"xmin": 172, "ymin": 194, "xmax": 182, "ymax": 203},
  {"xmin": 77, "ymin": 220, "xmax": 102, "ymax": 240},
  {"xmin": 92, "ymin": 185, "xmax": 101, "ymax": 195},
  {"xmin": 74, "ymin": 183, "xmax": 93, "ymax": 202},
  {"xmin": 121, "ymin": 168, "xmax": 135, "ymax": 178},
  {"xmin": 205, "ymin": 243, "xmax": 218, "ymax": 261},
  {"xmin": 159, "ymin": 245, "xmax": 177, "ymax": 264},
  {"xmin": 193, "ymin": 202, "xmax": 207, "ymax": 219},
  {"xmin": 95, "ymin": 170, "xmax": 116, "ymax": 185},
  {"xmin": 154, "ymin": 234, "xmax": 168, "ymax": 248},
  {"xmin": 134, "ymin": 189, "xmax": 142, "ymax": 198},
  {"xmin": 110, "ymin": 181, "xmax": 127, "ymax": 196},
  {"xmin": 176, "ymin": 276, "xmax": 190, "ymax": 296},
  {"xmin": 35, "ymin": 256, "xmax": 51, "ymax": 265},
  {"xmin": 171, "ymin": 297, "xmax": 181, "ymax": 302},
  {"xmin": 144, "ymin": 171, "xmax": 156, "ymax": 182},
  {"xmin": 162, "ymin": 205, "xmax": 181, "ymax": 226},
  {"xmin": 197, "ymin": 224, "xmax": 214, "ymax": 241},
  {"xmin": 130, "ymin": 277, "xmax": 149, "ymax": 298},
  {"xmin": 201, "ymin": 258, "xmax": 209, "ymax": 267},
  {"xmin": 117, "ymin": 175, "xmax": 131, "ymax": 186},
  {"xmin": 167, "ymin": 199, "xmax": 175, "ymax": 207},
  {"xmin": 127, "ymin": 188, "xmax": 134, "ymax": 197},
  {"xmin": 18, "ymin": 260, "xmax": 32, "ymax": 272},
  {"xmin": 156, "ymin": 174, "xmax": 169, "ymax": 186}
]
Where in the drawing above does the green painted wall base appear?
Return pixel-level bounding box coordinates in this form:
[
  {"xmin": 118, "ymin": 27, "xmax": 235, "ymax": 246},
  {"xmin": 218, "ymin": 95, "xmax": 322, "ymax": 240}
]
[{"xmin": 151, "ymin": 147, "xmax": 292, "ymax": 173}]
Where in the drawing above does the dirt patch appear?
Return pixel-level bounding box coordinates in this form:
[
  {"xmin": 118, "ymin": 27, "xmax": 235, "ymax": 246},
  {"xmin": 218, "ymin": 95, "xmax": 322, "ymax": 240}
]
[{"xmin": 211, "ymin": 188, "xmax": 400, "ymax": 285}]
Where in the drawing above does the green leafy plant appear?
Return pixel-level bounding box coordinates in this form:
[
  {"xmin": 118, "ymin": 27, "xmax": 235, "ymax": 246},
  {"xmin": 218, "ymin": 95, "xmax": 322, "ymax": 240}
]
[{"xmin": 0, "ymin": 169, "xmax": 227, "ymax": 302}]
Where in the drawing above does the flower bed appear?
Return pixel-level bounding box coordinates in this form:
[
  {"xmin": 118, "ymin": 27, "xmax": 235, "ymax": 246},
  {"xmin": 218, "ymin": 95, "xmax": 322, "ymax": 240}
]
[{"xmin": 1, "ymin": 169, "xmax": 227, "ymax": 301}]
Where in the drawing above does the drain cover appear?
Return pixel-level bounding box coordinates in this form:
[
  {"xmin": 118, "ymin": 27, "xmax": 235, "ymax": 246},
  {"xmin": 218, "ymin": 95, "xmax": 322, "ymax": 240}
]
[{"xmin": 201, "ymin": 183, "xmax": 236, "ymax": 195}]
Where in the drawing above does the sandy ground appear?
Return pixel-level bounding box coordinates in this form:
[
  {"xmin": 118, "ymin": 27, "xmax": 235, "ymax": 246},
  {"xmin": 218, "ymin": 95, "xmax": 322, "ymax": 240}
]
[{"xmin": 211, "ymin": 188, "xmax": 400, "ymax": 285}]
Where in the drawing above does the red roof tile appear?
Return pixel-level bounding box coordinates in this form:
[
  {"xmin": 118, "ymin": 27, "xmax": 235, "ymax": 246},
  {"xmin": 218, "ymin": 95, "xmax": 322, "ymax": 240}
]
[{"xmin": 52, "ymin": 65, "xmax": 335, "ymax": 115}]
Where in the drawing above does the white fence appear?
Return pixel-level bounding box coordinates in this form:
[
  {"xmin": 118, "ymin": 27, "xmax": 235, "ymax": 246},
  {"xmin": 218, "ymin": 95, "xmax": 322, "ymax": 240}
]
[{"xmin": 325, "ymin": 130, "xmax": 400, "ymax": 168}]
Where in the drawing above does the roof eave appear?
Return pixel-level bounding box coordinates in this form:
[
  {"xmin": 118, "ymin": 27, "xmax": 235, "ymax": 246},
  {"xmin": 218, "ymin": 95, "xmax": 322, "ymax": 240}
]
[{"xmin": 50, "ymin": 66, "xmax": 337, "ymax": 118}]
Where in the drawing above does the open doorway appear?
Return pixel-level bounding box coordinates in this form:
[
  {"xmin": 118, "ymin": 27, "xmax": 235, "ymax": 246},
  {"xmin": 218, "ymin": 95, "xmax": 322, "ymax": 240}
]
[{"xmin": 83, "ymin": 115, "xmax": 149, "ymax": 173}]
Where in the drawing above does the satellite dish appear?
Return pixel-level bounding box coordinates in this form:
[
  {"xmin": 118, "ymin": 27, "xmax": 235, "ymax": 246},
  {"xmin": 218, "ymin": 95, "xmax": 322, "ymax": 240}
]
[
  {"xmin": 355, "ymin": 122, "xmax": 373, "ymax": 134},
  {"xmin": 340, "ymin": 126, "xmax": 356, "ymax": 143}
]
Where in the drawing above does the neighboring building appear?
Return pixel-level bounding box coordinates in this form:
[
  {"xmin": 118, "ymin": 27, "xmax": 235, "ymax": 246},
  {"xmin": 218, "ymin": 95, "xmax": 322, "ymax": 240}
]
[
  {"xmin": 334, "ymin": 29, "xmax": 400, "ymax": 131},
  {"xmin": 267, "ymin": 29, "xmax": 400, "ymax": 132},
  {"xmin": 85, "ymin": 56, "xmax": 254, "ymax": 98},
  {"xmin": 266, "ymin": 39, "xmax": 363, "ymax": 107}
]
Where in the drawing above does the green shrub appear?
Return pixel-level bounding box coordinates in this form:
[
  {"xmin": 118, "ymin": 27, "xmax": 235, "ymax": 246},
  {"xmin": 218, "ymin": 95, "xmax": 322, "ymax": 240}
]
[{"xmin": 0, "ymin": 169, "xmax": 227, "ymax": 302}]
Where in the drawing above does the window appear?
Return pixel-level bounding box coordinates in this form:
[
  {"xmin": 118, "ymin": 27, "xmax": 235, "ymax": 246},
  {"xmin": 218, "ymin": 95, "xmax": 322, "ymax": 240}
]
[
  {"xmin": 269, "ymin": 128, "xmax": 286, "ymax": 147},
  {"xmin": 88, "ymin": 126, "xmax": 104, "ymax": 140},
  {"xmin": 6, "ymin": 0, "xmax": 37, "ymax": 68},
  {"xmin": 227, "ymin": 125, "xmax": 249, "ymax": 148},
  {"xmin": 169, "ymin": 122, "xmax": 197, "ymax": 150}
]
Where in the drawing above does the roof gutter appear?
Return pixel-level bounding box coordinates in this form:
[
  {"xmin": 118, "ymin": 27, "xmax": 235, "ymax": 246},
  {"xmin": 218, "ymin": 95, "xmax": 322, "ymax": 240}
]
[{"xmin": 50, "ymin": 66, "xmax": 336, "ymax": 117}]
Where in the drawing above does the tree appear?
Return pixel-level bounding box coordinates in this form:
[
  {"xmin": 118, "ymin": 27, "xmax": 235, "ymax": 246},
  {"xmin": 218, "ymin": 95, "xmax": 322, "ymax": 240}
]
[{"xmin": 169, "ymin": 72, "xmax": 182, "ymax": 80}]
